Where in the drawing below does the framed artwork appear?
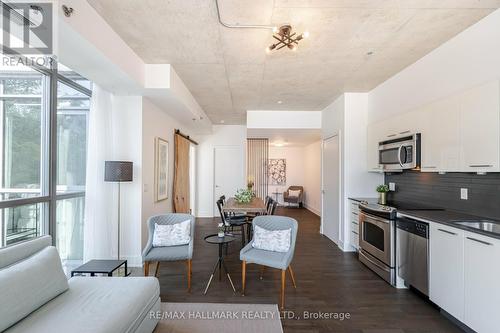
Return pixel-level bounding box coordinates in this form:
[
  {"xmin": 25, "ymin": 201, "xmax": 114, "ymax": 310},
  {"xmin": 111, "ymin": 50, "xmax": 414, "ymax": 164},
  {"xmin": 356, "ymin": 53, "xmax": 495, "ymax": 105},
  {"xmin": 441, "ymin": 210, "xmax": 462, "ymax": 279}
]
[
  {"xmin": 155, "ymin": 137, "xmax": 169, "ymax": 202},
  {"xmin": 268, "ymin": 159, "xmax": 286, "ymax": 185}
]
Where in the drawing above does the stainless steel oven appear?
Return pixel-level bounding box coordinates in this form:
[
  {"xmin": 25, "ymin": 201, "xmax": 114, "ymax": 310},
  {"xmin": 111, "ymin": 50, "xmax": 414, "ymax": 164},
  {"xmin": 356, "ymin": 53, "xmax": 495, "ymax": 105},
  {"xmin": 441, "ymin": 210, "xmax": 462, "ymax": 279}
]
[
  {"xmin": 358, "ymin": 203, "xmax": 396, "ymax": 285},
  {"xmin": 378, "ymin": 133, "xmax": 420, "ymax": 171}
]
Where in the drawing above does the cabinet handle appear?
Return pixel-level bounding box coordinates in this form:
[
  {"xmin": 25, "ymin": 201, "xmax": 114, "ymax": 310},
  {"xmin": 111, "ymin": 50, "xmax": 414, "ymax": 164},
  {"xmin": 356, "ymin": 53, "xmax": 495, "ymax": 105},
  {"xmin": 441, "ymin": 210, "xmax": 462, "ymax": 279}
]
[
  {"xmin": 352, "ymin": 212, "xmax": 358, "ymax": 216},
  {"xmin": 466, "ymin": 237, "xmax": 493, "ymax": 246},
  {"xmin": 387, "ymin": 134, "xmax": 397, "ymax": 138},
  {"xmin": 399, "ymin": 130, "xmax": 410, "ymax": 135},
  {"xmin": 437, "ymin": 228, "xmax": 457, "ymax": 236},
  {"xmin": 469, "ymin": 165, "xmax": 493, "ymax": 168},
  {"xmin": 352, "ymin": 231, "xmax": 359, "ymax": 235},
  {"xmin": 423, "ymin": 166, "xmax": 437, "ymax": 169},
  {"xmin": 352, "ymin": 221, "xmax": 359, "ymax": 225}
]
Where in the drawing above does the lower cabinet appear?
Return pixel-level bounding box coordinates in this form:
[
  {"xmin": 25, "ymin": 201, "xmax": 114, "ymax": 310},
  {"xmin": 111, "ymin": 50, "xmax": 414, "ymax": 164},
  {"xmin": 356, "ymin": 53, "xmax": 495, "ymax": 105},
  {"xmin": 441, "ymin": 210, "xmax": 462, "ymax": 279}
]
[
  {"xmin": 430, "ymin": 224, "xmax": 500, "ymax": 333},
  {"xmin": 464, "ymin": 232, "xmax": 500, "ymax": 333},
  {"xmin": 429, "ymin": 223, "xmax": 464, "ymax": 321},
  {"xmin": 349, "ymin": 200, "xmax": 360, "ymax": 250}
]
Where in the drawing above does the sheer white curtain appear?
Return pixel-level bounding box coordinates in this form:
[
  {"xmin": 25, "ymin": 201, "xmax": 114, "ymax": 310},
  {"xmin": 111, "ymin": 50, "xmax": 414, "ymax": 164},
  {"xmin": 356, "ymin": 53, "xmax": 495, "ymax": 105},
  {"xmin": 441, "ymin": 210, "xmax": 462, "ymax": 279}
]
[{"xmin": 83, "ymin": 85, "xmax": 115, "ymax": 261}]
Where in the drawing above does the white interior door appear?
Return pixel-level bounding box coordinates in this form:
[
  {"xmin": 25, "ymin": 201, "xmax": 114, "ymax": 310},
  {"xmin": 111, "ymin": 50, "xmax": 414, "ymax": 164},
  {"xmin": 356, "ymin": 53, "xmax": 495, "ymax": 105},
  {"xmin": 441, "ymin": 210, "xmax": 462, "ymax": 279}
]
[
  {"xmin": 322, "ymin": 135, "xmax": 340, "ymax": 244},
  {"xmin": 214, "ymin": 146, "xmax": 243, "ymax": 216}
]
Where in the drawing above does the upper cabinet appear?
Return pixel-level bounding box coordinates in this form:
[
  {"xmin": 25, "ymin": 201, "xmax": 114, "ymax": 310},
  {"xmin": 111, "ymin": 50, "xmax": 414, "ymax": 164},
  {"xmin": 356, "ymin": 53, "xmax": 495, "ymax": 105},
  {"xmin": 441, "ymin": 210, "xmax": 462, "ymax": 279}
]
[
  {"xmin": 420, "ymin": 97, "xmax": 461, "ymax": 172},
  {"xmin": 367, "ymin": 80, "xmax": 500, "ymax": 173},
  {"xmin": 459, "ymin": 81, "xmax": 500, "ymax": 172}
]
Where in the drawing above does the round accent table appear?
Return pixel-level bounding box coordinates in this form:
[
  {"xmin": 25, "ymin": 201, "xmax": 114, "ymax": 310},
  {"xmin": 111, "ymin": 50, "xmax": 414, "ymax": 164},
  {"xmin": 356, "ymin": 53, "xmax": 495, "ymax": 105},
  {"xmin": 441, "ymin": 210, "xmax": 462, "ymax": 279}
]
[{"xmin": 203, "ymin": 234, "xmax": 237, "ymax": 294}]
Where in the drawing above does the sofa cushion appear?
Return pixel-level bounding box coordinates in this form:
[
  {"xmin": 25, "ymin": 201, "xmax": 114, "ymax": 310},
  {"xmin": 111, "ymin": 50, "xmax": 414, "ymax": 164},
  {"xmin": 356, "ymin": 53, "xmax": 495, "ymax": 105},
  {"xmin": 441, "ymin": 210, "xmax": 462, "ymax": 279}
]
[
  {"xmin": 252, "ymin": 225, "xmax": 291, "ymax": 253},
  {"xmin": 152, "ymin": 220, "xmax": 190, "ymax": 247},
  {"xmin": 0, "ymin": 236, "xmax": 52, "ymax": 269},
  {"xmin": 5, "ymin": 277, "xmax": 160, "ymax": 333},
  {"xmin": 0, "ymin": 246, "xmax": 69, "ymax": 332}
]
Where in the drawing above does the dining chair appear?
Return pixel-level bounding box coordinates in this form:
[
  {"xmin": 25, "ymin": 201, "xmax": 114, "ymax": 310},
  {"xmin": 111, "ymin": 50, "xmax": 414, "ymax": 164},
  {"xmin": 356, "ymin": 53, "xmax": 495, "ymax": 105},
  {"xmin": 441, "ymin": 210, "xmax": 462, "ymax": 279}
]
[
  {"xmin": 216, "ymin": 199, "xmax": 247, "ymax": 248},
  {"xmin": 267, "ymin": 200, "xmax": 278, "ymax": 215},
  {"xmin": 240, "ymin": 215, "xmax": 298, "ymax": 310},
  {"xmin": 142, "ymin": 213, "xmax": 195, "ymax": 292}
]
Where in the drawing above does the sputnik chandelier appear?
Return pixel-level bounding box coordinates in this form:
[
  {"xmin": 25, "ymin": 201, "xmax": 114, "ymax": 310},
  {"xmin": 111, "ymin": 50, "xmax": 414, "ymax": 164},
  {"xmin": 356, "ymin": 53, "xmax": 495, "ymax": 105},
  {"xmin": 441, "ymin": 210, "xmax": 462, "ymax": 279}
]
[
  {"xmin": 266, "ymin": 25, "xmax": 309, "ymax": 52},
  {"xmin": 215, "ymin": 0, "xmax": 309, "ymax": 53}
]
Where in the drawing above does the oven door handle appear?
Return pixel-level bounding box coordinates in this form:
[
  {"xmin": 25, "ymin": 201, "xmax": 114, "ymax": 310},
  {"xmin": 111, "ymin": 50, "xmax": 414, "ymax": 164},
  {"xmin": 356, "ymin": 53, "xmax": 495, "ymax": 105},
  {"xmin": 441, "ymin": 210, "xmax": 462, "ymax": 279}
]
[{"xmin": 361, "ymin": 212, "xmax": 390, "ymax": 225}]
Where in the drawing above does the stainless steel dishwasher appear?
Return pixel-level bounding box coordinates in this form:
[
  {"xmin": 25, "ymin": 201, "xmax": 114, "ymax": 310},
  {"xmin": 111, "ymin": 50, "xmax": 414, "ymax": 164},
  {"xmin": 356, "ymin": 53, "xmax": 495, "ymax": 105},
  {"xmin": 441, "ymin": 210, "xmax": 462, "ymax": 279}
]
[{"xmin": 396, "ymin": 216, "xmax": 429, "ymax": 296}]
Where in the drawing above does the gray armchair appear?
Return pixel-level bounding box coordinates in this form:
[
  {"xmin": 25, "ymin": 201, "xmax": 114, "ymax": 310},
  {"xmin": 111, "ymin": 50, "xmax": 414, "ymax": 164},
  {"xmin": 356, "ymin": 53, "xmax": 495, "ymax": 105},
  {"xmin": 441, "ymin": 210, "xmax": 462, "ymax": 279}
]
[
  {"xmin": 283, "ymin": 186, "xmax": 304, "ymax": 207},
  {"xmin": 240, "ymin": 215, "xmax": 298, "ymax": 309},
  {"xmin": 142, "ymin": 213, "xmax": 195, "ymax": 292}
]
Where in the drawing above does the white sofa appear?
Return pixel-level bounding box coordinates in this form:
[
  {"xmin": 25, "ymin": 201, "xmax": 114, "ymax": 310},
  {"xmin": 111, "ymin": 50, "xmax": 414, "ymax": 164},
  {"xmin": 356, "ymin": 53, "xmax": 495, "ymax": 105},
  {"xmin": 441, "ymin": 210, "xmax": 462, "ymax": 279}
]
[{"xmin": 0, "ymin": 236, "xmax": 160, "ymax": 333}]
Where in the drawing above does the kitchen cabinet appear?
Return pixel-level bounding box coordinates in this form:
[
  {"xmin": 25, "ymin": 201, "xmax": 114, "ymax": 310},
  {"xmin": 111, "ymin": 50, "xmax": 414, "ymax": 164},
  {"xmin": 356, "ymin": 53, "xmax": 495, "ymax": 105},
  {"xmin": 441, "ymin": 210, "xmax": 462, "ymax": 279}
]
[
  {"xmin": 429, "ymin": 223, "xmax": 465, "ymax": 321},
  {"xmin": 366, "ymin": 80, "xmax": 500, "ymax": 173},
  {"xmin": 349, "ymin": 200, "xmax": 360, "ymax": 249},
  {"xmin": 459, "ymin": 81, "xmax": 500, "ymax": 172},
  {"xmin": 420, "ymin": 97, "xmax": 461, "ymax": 172},
  {"xmin": 464, "ymin": 232, "xmax": 500, "ymax": 333},
  {"xmin": 366, "ymin": 122, "xmax": 383, "ymax": 172}
]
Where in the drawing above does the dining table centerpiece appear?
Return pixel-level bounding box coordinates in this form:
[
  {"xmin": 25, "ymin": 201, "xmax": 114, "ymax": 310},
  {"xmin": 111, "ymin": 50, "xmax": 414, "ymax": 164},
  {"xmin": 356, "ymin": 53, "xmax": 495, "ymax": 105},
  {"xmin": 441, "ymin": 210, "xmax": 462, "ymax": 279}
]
[{"xmin": 234, "ymin": 188, "xmax": 254, "ymax": 204}]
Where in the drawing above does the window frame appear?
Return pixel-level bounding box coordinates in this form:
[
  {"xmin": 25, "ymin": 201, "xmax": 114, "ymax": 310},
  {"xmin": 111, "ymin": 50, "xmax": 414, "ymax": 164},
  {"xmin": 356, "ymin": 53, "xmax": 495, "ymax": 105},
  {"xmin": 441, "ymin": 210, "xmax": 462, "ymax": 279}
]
[{"xmin": 0, "ymin": 59, "xmax": 91, "ymax": 247}]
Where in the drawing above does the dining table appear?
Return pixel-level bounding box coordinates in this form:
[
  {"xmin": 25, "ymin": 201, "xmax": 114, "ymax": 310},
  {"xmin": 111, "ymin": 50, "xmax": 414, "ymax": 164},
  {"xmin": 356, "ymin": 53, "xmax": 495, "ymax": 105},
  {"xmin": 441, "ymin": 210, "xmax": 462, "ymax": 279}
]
[
  {"xmin": 223, "ymin": 197, "xmax": 267, "ymax": 242},
  {"xmin": 222, "ymin": 197, "xmax": 267, "ymax": 214}
]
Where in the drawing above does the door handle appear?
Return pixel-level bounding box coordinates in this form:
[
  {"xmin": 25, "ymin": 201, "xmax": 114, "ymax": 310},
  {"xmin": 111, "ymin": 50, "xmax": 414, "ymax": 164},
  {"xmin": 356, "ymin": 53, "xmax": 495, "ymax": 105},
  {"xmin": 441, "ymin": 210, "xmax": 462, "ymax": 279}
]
[
  {"xmin": 466, "ymin": 237, "xmax": 493, "ymax": 246},
  {"xmin": 469, "ymin": 165, "xmax": 493, "ymax": 168},
  {"xmin": 437, "ymin": 228, "xmax": 457, "ymax": 236},
  {"xmin": 397, "ymin": 145, "xmax": 404, "ymax": 167}
]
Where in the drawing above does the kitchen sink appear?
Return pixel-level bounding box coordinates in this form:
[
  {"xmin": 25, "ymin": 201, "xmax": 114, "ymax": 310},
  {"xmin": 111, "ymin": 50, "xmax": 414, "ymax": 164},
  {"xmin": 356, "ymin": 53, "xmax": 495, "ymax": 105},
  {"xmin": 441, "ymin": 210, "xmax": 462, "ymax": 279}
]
[{"xmin": 452, "ymin": 220, "xmax": 500, "ymax": 234}]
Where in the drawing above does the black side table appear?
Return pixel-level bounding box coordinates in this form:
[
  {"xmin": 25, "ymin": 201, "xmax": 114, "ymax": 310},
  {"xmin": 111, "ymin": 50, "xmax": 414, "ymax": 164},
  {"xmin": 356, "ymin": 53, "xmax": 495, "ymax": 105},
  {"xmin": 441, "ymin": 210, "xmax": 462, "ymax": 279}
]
[
  {"xmin": 203, "ymin": 234, "xmax": 236, "ymax": 294},
  {"xmin": 71, "ymin": 259, "xmax": 128, "ymax": 277}
]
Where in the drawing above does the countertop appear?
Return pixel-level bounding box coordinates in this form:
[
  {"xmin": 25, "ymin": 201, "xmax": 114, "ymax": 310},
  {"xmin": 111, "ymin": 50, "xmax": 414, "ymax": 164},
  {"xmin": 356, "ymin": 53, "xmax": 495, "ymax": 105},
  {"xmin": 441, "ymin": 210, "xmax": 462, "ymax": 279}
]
[{"xmin": 348, "ymin": 197, "xmax": 500, "ymax": 240}]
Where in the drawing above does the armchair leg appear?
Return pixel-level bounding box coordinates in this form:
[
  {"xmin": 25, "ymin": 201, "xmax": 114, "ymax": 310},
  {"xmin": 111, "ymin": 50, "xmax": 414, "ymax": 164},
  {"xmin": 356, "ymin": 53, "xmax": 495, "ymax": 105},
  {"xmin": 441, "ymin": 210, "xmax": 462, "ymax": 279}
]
[
  {"xmin": 144, "ymin": 261, "xmax": 150, "ymax": 277},
  {"xmin": 280, "ymin": 269, "xmax": 286, "ymax": 310},
  {"xmin": 154, "ymin": 262, "xmax": 160, "ymax": 277},
  {"xmin": 187, "ymin": 259, "xmax": 192, "ymax": 293},
  {"xmin": 241, "ymin": 261, "xmax": 246, "ymax": 296},
  {"xmin": 288, "ymin": 265, "xmax": 297, "ymax": 289}
]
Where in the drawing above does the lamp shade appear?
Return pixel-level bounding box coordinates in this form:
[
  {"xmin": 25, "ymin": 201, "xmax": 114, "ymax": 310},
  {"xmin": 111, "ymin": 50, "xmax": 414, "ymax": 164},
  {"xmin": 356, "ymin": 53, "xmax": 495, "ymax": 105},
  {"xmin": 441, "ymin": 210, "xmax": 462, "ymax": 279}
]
[{"xmin": 104, "ymin": 161, "xmax": 133, "ymax": 182}]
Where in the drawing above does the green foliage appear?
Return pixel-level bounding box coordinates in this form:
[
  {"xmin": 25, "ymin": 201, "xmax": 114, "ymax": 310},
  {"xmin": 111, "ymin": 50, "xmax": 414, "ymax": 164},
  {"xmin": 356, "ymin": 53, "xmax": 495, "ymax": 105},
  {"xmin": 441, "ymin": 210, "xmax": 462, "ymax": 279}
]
[
  {"xmin": 376, "ymin": 184, "xmax": 389, "ymax": 193},
  {"xmin": 234, "ymin": 188, "xmax": 254, "ymax": 204}
]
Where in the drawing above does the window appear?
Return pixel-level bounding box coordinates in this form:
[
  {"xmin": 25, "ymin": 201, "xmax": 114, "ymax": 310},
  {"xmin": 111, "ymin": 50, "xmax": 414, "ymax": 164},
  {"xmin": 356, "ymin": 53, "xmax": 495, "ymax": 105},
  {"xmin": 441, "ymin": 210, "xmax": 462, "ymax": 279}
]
[{"xmin": 0, "ymin": 61, "xmax": 91, "ymax": 257}]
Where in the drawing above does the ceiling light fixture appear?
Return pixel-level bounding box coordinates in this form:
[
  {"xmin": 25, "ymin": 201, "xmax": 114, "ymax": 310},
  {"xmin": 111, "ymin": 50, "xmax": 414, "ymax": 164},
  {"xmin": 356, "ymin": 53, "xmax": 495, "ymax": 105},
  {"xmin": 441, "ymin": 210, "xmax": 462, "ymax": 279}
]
[
  {"xmin": 277, "ymin": 100, "xmax": 283, "ymax": 104},
  {"xmin": 267, "ymin": 25, "xmax": 308, "ymax": 53}
]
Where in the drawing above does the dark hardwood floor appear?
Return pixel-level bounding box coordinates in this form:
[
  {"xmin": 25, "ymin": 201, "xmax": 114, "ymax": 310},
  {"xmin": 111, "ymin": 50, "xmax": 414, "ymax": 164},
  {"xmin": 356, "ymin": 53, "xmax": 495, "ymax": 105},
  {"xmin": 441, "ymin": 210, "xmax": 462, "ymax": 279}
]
[{"xmin": 143, "ymin": 207, "xmax": 463, "ymax": 333}]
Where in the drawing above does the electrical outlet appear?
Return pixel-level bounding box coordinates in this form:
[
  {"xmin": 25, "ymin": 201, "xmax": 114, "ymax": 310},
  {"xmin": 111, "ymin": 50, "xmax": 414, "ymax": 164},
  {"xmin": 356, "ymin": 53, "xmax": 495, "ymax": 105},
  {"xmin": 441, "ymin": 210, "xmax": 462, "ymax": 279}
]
[
  {"xmin": 143, "ymin": 184, "xmax": 149, "ymax": 193},
  {"xmin": 389, "ymin": 182, "xmax": 396, "ymax": 191},
  {"xmin": 460, "ymin": 188, "xmax": 468, "ymax": 200}
]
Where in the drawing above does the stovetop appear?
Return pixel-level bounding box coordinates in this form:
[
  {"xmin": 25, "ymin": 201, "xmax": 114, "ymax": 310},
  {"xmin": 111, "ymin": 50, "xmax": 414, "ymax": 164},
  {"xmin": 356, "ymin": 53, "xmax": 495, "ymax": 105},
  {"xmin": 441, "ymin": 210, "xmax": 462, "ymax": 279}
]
[{"xmin": 358, "ymin": 200, "xmax": 444, "ymax": 220}]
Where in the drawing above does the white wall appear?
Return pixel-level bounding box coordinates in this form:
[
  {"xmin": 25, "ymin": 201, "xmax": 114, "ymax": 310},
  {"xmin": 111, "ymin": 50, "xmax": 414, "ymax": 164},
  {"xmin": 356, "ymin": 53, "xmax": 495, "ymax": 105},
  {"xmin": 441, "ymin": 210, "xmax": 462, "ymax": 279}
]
[
  {"xmin": 111, "ymin": 96, "xmax": 143, "ymax": 266},
  {"xmin": 141, "ymin": 98, "xmax": 195, "ymax": 248},
  {"xmin": 304, "ymin": 141, "xmax": 322, "ymax": 215},
  {"xmin": 269, "ymin": 146, "xmax": 305, "ymax": 204},
  {"xmin": 268, "ymin": 145, "xmax": 321, "ymax": 215},
  {"xmin": 321, "ymin": 93, "xmax": 383, "ymax": 251},
  {"xmin": 196, "ymin": 125, "xmax": 247, "ymax": 217},
  {"xmin": 368, "ymin": 9, "xmax": 500, "ymax": 123}
]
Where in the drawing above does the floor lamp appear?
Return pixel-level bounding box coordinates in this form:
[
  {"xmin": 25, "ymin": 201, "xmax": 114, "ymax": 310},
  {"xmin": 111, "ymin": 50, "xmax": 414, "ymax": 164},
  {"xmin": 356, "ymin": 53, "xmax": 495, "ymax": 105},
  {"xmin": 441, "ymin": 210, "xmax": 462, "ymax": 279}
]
[{"xmin": 105, "ymin": 161, "xmax": 133, "ymax": 260}]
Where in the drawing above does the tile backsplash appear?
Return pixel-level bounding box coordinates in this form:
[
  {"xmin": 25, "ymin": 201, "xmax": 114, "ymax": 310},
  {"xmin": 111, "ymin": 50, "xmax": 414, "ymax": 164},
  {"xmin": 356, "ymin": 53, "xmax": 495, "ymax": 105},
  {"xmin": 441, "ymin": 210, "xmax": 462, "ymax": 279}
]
[{"xmin": 385, "ymin": 171, "xmax": 500, "ymax": 220}]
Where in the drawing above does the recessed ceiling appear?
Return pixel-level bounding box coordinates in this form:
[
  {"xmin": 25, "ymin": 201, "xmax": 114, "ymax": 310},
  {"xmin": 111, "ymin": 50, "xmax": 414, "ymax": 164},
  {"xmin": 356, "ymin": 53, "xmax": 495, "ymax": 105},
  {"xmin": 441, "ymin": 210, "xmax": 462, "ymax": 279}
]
[
  {"xmin": 88, "ymin": 0, "xmax": 500, "ymax": 124},
  {"xmin": 247, "ymin": 128, "xmax": 321, "ymax": 147}
]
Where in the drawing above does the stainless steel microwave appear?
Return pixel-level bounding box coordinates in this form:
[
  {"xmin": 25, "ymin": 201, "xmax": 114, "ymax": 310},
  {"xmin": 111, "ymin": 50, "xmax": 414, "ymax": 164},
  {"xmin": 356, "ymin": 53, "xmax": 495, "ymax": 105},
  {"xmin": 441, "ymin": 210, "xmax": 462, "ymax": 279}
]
[{"xmin": 378, "ymin": 133, "xmax": 421, "ymax": 171}]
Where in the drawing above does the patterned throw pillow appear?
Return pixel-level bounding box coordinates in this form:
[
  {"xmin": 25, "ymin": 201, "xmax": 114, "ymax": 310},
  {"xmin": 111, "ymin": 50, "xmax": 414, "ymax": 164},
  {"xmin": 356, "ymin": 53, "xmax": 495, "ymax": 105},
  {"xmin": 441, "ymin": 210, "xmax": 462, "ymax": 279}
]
[
  {"xmin": 252, "ymin": 225, "xmax": 291, "ymax": 252},
  {"xmin": 288, "ymin": 189, "xmax": 301, "ymax": 197},
  {"xmin": 152, "ymin": 220, "xmax": 191, "ymax": 247}
]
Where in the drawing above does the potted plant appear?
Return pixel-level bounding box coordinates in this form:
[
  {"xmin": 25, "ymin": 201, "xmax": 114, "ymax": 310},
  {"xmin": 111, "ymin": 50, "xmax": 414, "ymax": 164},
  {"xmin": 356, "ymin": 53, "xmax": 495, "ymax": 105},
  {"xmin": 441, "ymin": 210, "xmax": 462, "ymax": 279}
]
[
  {"xmin": 234, "ymin": 188, "xmax": 254, "ymax": 204},
  {"xmin": 218, "ymin": 222, "xmax": 225, "ymax": 238},
  {"xmin": 376, "ymin": 184, "xmax": 389, "ymax": 205}
]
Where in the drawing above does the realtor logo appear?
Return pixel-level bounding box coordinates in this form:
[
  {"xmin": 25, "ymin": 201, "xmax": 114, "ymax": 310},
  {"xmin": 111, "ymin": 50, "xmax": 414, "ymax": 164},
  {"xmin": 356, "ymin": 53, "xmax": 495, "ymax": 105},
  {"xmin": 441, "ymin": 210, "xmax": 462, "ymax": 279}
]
[{"xmin": 1, "ymin": 2, "xmax": 53, "ymax": 55}]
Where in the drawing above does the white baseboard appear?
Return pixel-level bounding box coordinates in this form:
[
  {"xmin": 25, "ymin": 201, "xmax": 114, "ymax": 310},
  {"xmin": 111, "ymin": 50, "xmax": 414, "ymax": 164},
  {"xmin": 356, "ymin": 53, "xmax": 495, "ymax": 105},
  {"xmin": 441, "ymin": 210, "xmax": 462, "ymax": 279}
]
[{"xmin": 304, "ymin": 203, "xmax": 321, "ymax": 216}]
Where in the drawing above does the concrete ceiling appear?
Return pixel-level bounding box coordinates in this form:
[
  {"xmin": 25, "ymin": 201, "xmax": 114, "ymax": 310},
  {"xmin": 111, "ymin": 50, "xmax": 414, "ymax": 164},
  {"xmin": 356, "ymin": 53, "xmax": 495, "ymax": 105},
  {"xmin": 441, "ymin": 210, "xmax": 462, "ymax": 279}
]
[{"xmin": 88, "ymin": 0, "xmax": 500, "ymax": 124}]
